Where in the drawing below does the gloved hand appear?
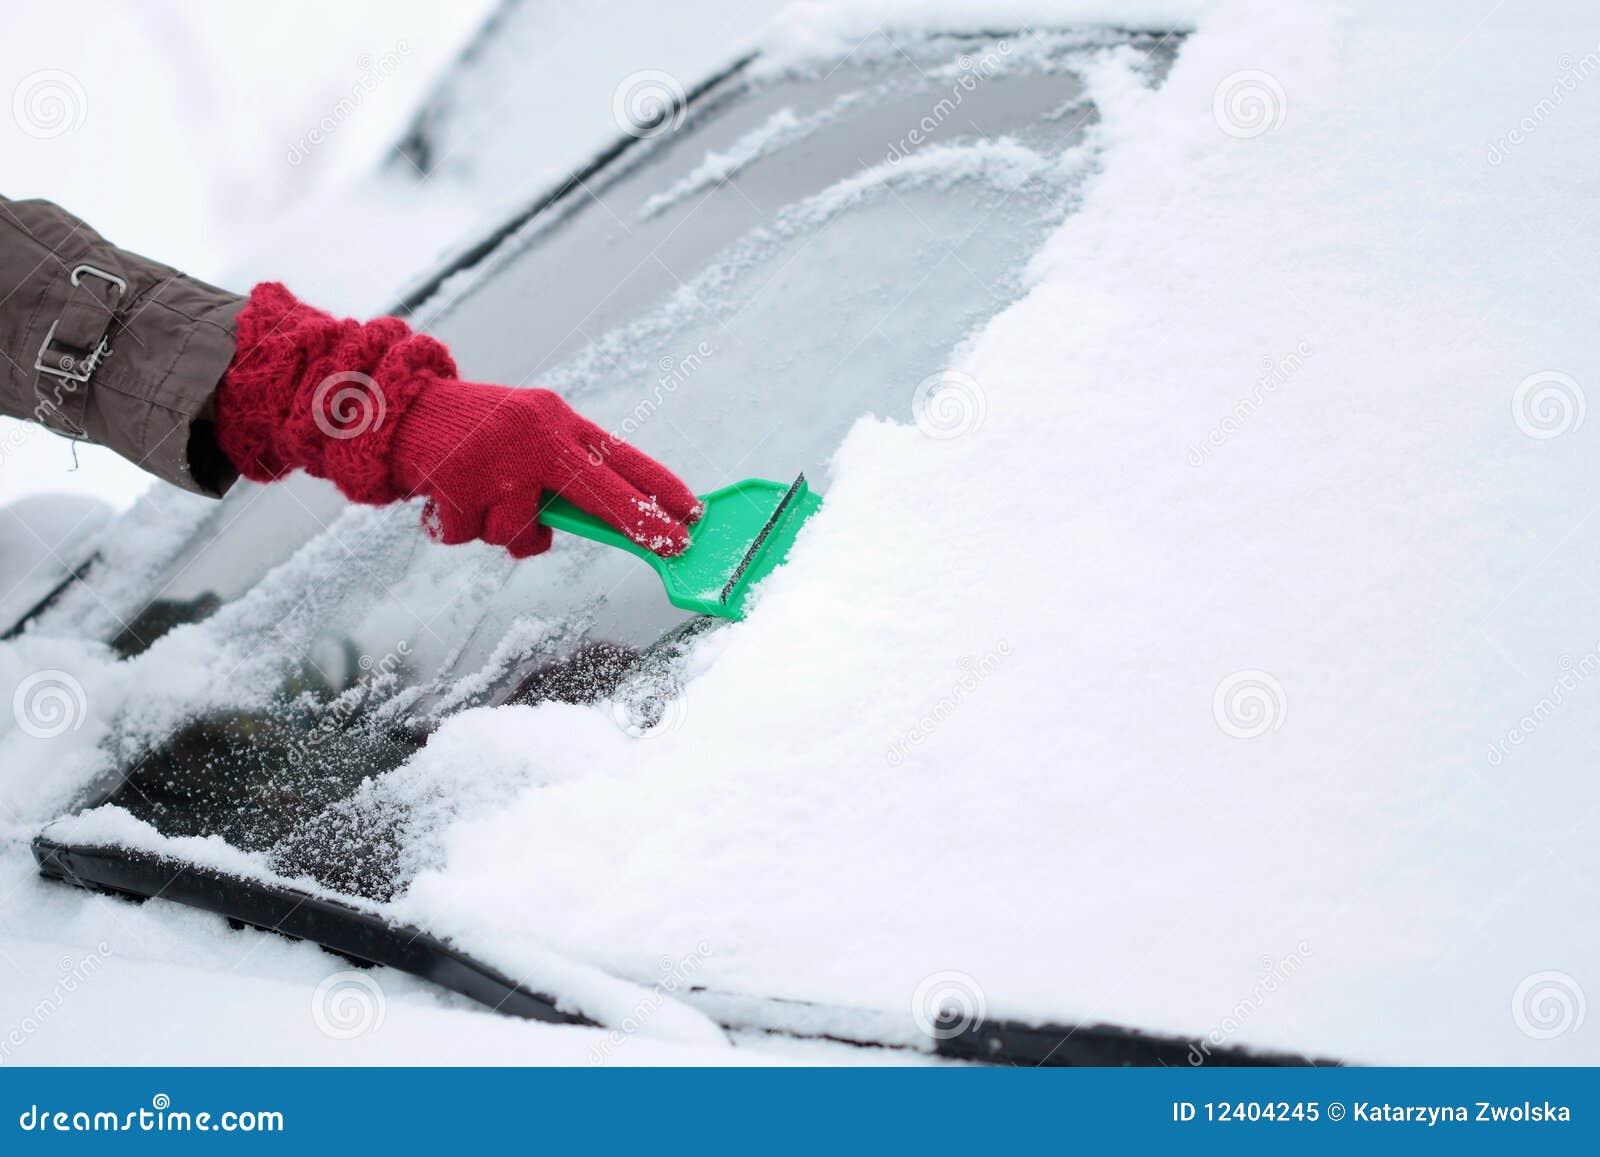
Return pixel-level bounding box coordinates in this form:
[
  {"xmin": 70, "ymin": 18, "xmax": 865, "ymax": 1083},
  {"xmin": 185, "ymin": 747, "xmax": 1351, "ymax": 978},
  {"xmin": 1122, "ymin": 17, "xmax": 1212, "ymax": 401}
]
[{"xmin": 214, "ymin": 283, "xmax": 700, "ymax": 558}]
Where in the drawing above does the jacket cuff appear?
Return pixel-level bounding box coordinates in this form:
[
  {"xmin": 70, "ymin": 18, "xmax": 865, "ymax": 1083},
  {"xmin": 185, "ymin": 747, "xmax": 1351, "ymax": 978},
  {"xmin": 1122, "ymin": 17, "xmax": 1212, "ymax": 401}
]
[
  {"xmin": 83, "ymin": 290, "xmax": 247, "ymax": 498},
  {"xmin": 0, "ymin": 196, "xmax": 247, "ymax": 498}
]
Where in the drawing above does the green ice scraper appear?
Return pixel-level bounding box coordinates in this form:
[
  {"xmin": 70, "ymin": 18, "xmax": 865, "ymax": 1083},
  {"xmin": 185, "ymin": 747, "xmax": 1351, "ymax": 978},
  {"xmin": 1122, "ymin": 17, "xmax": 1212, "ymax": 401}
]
[{"xmin": 538, "ymin": 475, "xmax": 822, "ymax": 621}]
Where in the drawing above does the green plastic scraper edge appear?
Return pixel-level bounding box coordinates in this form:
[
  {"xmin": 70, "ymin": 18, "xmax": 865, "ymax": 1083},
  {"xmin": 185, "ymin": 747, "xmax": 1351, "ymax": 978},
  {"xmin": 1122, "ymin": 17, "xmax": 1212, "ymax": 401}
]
[{"xmin": 538, "ymin": 474, "xmax": 823, "ymax": 621}]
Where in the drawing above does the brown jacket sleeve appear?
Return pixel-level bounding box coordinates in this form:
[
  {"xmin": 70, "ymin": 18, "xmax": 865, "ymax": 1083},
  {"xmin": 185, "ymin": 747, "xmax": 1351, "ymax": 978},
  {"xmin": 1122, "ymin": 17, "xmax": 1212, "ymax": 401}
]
[{"xmin": 0, "ymin": 195, "xmax": 246, "ymax": 496}]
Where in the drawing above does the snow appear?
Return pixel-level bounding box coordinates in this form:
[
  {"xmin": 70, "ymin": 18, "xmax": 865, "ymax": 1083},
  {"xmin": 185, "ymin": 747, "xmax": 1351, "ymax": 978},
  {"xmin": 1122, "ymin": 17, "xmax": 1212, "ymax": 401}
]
[
  {"xmin": 6, "ymin": 0, "xmax": 1600, "ymax": 1066},
  {"xmin": 640, "ymin": 107, "xmax": 809, "ymax": 219},
  {"xmin": 390, "ymin": 0, "xmax": 1600, "ymax": 1064},
  {"xmin": 0, "ymin": 939, "xmax": 764, "ymax": 1066}
]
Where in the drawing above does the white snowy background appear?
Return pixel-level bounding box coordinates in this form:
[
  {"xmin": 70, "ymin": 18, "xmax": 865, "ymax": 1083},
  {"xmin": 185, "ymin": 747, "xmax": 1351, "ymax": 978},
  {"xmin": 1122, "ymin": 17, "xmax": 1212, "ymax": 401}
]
[{"xmin": 3, "ymin": 0, "xmax": 1600, "ymax": 1065}]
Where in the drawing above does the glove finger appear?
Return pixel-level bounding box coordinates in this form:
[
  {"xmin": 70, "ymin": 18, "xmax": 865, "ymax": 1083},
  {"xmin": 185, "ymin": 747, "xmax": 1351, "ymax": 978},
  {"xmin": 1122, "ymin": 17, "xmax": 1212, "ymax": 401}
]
[
  {"xmin": 578, "ymin": 419, "xmax": 703, "ymax": 524},
  {"xmin": 555, "ymin": 458, "xmax": 691, "ymax": 557},
  {"xmin": 506, "ymin": 521, "xmax": 554, "ymax": 560},
  {"xmin": 421, "ymin": 495, "xmax": 484, "ymax": 547},
  {"xmin": 484, "ymin": 490, "xmax": 548, "ymax": 558}
]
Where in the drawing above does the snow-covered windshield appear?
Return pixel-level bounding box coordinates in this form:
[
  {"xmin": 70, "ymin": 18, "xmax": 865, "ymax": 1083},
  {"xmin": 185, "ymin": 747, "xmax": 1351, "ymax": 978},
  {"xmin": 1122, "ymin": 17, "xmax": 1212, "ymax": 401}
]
[
  {"xmin": 11, "ymin": 0, "xmax": 1600, "ymax": 1073},
  {"xmin": 405, "ymin": 28, "xmax": 1177, "ymax": 684},
  {"xmin": 32, "ymin": 26, "xmax": 1181, "ymax": 1006},
  {"xmin": 31, "ymin": 29, "xmax": 1174, "ymax": 746},
  {"xmin": 31, "ymin": 30, "xmax": 1173, "ymax": 684}
]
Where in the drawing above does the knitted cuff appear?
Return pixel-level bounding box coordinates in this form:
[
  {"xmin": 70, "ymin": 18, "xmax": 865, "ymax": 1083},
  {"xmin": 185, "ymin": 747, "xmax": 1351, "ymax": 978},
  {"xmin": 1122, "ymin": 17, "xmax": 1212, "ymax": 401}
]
[{"xmin": 214, "ymin": 282, "xmax": 459, "ymax": 505}]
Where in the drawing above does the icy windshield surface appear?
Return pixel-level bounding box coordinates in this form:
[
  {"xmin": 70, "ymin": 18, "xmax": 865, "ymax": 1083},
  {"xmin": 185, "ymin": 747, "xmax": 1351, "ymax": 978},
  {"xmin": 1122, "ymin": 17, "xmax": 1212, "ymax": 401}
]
[
  {"xmin": 44, "ymin": 31, "xmax": 1177, "ymax": 909},
  {"xmin": 408, "ymin": 29, "xmax": 1171, "ymax": 680}
]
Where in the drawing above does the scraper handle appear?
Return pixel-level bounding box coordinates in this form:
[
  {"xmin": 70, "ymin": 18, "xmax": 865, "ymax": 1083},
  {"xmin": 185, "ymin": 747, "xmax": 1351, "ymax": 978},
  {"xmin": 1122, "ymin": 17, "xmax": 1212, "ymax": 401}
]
[{"xmin": 536, "ymin": 494, "xmax": 660, "ymax": 563}]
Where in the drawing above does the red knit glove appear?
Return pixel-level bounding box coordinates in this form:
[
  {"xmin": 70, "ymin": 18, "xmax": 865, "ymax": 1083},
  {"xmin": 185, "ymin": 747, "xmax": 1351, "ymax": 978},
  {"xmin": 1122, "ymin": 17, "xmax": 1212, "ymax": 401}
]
[{"xmin": 214, "ymin": 283, "xmax": 700, "ymax": 559}]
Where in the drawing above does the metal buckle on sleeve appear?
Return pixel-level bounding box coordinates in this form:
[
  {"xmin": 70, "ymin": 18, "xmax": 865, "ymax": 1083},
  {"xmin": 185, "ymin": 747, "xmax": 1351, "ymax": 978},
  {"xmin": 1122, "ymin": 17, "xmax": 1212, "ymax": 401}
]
[
  {"xmin": 69, "ymin": 264, "xmax": 126, "ymax": 296},
  {"xmin": 33, "ymin": 264, "xmax": 125, "ymax": 384}
]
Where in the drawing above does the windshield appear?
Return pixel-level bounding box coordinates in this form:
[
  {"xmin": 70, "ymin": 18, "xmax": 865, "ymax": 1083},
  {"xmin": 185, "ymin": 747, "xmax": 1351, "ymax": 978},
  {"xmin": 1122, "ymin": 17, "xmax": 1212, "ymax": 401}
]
[{"xmin": 42, "ymin": 28, "xmax": 1179, "ymax": 918}]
